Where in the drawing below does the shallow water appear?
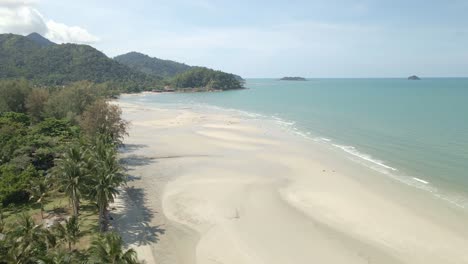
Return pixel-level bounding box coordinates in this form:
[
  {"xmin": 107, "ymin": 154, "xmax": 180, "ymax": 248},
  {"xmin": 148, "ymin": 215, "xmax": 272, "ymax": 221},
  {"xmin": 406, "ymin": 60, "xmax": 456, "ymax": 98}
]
[{"xmin": 121, "ymin": 78, "xmax": 468, "ymax": 209}]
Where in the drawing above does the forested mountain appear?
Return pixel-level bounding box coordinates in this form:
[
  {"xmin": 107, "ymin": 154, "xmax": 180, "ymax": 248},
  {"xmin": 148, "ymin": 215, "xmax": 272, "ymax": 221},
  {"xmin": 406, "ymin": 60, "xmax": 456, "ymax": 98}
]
[
  {"xmin": 26, "ymin": 32, "xmax": 56, "ymax": 47},
  {"xmin": 172, "ymin": 67, "xmax": 244, "ymax": 90},
  {"xmin": 0, "ymin": 33, "xmax": 160, "ymax": 91},
  {"xmin": 115, "ymin": 51, "xmax": 245, "ymax": 82},
  {"xmin": 0, "ymin": 33, "xmax": 244, "ymax": 92},
  {"xmin": 114, "ymin": 52, "xmax": 191, "ymax": 78}
]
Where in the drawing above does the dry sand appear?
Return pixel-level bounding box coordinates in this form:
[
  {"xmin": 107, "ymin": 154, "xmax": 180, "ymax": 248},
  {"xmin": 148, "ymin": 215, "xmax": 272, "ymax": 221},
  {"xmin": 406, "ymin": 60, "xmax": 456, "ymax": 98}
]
[{"xmin": 111, "ymin": 100, "xmax": 468, "ymax": 264}]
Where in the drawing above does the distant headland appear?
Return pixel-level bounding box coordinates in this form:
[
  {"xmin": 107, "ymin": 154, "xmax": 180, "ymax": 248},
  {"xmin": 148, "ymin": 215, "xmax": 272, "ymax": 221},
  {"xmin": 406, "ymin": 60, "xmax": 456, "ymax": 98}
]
[
  {"xmin": 408, "ymin": 75, "xmax": 421, "ymax": 80},
  {"xmin": 280, "ymin": 77, "xmax": 307, "ymax": 81}
]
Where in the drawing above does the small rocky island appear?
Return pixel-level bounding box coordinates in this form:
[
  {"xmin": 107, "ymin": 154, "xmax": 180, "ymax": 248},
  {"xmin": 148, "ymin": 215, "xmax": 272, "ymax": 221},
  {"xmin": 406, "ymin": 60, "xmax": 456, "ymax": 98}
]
[
  {"xmin": 280, "ymin": 77, "xmax": 307, "ymax": 81},
  {"xmin": 408, "ymin": 75, "xmax": 421, "ymax": 80}
]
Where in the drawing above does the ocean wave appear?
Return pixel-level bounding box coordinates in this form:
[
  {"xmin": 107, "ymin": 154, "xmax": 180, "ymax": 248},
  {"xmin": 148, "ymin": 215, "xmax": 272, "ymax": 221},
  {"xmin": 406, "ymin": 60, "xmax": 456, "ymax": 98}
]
[
  {"xmin": 332, "ymin": 144, "xmax": 398, "ymax": 171},
  {"xmin": 314, "ymin": 137, "xmax": 332, "ymax": 142},
  {"xmin": 412, "ymin": 177, "xmax": 429, "ymax": 184}
]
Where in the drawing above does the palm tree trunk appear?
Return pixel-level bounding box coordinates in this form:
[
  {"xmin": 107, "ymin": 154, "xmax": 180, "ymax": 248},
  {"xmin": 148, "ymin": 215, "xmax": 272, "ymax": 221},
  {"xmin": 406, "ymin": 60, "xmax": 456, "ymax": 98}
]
[
  {"xmin": 76, "ymin": 199, "xmax": 80, "ymax": 216},
  {"xmin": 40, "ymin": 203, "xmax": 44, "ymax": 219},
  {"xmin": 99, "ymin": 205, "xmax": 105, "ymax": 232},
  {"xmin": 71, "ymin": 198, "xmax": 77, "ymax": 216},
  {"xmin": 71, "ymin": 190, "xmax": 79, "ymax": 216}
]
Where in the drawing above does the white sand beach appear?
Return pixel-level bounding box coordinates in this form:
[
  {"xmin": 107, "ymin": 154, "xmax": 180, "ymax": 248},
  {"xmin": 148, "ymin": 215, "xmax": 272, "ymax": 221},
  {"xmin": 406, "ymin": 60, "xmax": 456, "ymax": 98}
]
[{"xmin": 111, "ymin": 100, "xmax": 468, "ymax": 264}]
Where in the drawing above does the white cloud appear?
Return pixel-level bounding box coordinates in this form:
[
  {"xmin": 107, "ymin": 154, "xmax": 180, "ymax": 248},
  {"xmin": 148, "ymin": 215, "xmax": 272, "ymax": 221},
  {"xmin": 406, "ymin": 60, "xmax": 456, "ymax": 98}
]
[
  {"xmin": 45, "ymin": 20, "xmax": 99, "ymax": 44},
  {"xmin": 0, "ymin": 3, "xmax": 47, "ymax": 35},
  {"xmin": 0, "ymin": 0, "xmax": 98, "ymax": 44}
]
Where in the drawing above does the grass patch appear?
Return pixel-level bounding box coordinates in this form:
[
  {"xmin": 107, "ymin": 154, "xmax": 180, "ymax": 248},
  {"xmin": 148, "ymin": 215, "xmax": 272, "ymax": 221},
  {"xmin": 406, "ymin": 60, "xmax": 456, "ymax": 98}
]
[{"xmin": 1, "ymin": 191, "xmax": 99, "ymax": 250}]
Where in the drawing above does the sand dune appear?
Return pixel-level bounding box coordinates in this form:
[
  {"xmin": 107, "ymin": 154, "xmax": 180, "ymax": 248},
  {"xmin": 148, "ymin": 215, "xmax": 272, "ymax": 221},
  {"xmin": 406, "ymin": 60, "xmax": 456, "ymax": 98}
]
[{"xmin": 113, "ymin": 101, "xmax": 468, "ymax": 264}]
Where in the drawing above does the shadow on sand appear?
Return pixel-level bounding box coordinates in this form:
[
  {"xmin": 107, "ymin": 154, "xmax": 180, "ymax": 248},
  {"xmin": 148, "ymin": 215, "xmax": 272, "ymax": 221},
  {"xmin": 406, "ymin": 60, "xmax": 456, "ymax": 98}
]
[
  {"xmin": 119, "ymin": 144, "xmax": 148, "ymax": 153},
  {"xmin": 114, "ymin": 143, "xmax": 214, "ymax": 247},
  {"xmin": 111, "ymin": 186, "xmax": 165, "ymax": 246},
  {"xmin": 112, "ymin": 144, "xmax": 165, "ymax": 246},
  {"xmin": 121, "ymin": 154, "xmax": 157, "ymax": 167}
]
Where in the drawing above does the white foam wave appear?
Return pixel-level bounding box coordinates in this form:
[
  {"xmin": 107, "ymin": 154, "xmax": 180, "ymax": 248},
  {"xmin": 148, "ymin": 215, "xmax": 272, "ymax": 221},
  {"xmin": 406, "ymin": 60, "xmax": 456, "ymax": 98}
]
[
  {"xmin": 314, "ymin": 137, "xmax": 332, "ymax": 142},
  {"xmin": 189, "ymin": 103, "xmax": 267, "ymax": 119},
  {"xmin": 272, "ymin": 116, "xmax": 296, "ymax": 127},
  {"xmin": 332, "ymin": 144, "xmax": 398, "ymax": 171},
  {"xmin": 412, "ymin": 177, "xmax": 429, "ymax": 184}
]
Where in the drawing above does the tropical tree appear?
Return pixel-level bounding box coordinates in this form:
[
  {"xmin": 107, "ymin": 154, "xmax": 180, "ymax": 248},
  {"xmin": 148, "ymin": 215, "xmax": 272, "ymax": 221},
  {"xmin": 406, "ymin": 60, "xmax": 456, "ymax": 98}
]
[
  {"xmin": 28, "ymin": 178, "xmax": 48, "ymax": 219},
  {"xmin": 88, "ymin": 137, "xmax": 126, "ymax": 232},
  {"xmin": 5, "ymin": 214, "xmax": 56, "ymax": 263},
  {"xmin": 25, "ymin": 88, "xmax": 49, "ymax": 123},
  {"xmin": 88, "ymin": 232, "xmax": 139, "ymax": 264},
  {"xmin": 38, "ymin": 248, "xmax": 87, "ymax": 264},
  {"xmin": 53, "ymin": 145, "xmax": 89, "ymax": 216},
  {"xmin": 52, "ymin": 215, "xmax": 81, "ymax": 251},
  {"xmin": 79, "ymin": 100, "xmax": 128, "ymax": 145}
]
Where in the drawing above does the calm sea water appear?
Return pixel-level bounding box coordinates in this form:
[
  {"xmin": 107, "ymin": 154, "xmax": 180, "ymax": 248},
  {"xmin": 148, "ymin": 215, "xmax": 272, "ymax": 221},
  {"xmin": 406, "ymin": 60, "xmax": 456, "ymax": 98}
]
[{"xmin": 121, "ymin": 78, "xmax": 468, "ymax": 208}]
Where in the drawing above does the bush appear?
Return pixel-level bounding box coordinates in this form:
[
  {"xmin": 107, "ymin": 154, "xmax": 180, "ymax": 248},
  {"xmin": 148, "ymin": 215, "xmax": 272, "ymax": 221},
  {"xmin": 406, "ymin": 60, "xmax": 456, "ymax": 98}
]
[
  {"xmin": 79, "ymin": 100, "xmax": 128, "ymax": 144},
  {"xmin": 0, "ymin": 112, "xmax": 30, "ymax": 126},
  {"xmin": 0, "ymin": 79, "xmax": 31, "ymax": 113},
  {"xmin": 0, "ymin": 164, "xmax": 38, "ymax": 206},
  {"xmin": 34, "ymin": 118, "xmax": 76, "ymax": 138},
  {"xmin": 0, "ymin": 117, "xmax": 28, "ymax": 164}
]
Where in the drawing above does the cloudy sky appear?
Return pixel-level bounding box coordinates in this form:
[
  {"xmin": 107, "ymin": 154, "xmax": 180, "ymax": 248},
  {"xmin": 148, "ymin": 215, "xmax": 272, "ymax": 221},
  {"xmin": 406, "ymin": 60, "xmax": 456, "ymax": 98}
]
[{"xmin": 1, "ymin": 0, "xmax": 468, "ymax": 77}]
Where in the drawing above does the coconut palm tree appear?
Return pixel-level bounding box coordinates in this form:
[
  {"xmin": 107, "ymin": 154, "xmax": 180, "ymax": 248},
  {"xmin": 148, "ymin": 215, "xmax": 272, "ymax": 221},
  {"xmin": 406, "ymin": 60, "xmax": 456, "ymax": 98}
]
[
  {"xmin": 29, "ymin": 178, "xmax": 48, "ymax": 219},
  {"xmin": 88, "ymin": 232, "xmax": 139, "ymax": 264},
  {"xmin": 89, "ymin": 137, "xmax": 126, "ymax": 232},
  {"xmin": 54, "ymin": 145, "xmax": 89, "ymax": 216},
  {"xmin": 52, "ymin": 215, "xmax": 81, "ymax": 251},
  {"xmin": 5, "ymin": 214, "xmax": 56, "ymax": 263},
  {"xmin": 37, "ymin": 248, "xmax": 83, "ymax": 264}
]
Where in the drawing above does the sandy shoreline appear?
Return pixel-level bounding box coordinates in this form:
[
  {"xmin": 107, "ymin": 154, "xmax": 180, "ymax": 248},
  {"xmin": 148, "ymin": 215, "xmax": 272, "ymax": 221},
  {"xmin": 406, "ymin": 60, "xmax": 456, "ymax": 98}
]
[{"xmin": 111, "ymin": 100, "xmax": 468, "ymax": 264}]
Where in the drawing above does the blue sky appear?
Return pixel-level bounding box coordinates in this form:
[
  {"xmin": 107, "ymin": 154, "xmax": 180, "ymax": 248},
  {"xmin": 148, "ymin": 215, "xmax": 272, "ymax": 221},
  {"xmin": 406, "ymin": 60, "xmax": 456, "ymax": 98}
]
[{"xmin": 1, "ymin": 0, "xmax": 468, "ymax": 77}]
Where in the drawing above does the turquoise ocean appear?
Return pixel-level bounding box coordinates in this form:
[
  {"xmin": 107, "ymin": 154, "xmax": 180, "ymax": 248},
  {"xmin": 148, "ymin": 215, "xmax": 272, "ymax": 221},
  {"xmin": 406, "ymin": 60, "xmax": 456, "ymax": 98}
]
[{"xmin": 121, "ymin": 78, "xmax": 468, "ymax": 209}]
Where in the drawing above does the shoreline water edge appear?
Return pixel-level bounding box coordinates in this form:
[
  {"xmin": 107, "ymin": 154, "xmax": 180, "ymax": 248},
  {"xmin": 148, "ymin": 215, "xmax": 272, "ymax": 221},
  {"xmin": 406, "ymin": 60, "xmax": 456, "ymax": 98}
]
[{"xmin": 112, "ymin": 96, "xmax": 468, "ymax": 264}]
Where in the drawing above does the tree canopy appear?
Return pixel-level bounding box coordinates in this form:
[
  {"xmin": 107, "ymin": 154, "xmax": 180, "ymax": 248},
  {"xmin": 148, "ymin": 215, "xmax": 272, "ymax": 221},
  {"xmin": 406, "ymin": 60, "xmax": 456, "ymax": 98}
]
[
  {"xmin": 0, "ymin": 79, "xmax": 140, "ymax": 263},
  {"xmin": 171, "ymin": 67, "xmax": 244, "ymax": 91},
  {"xmin": 114, "ymin": 52, "xmax": 192, "ymax": 78}
]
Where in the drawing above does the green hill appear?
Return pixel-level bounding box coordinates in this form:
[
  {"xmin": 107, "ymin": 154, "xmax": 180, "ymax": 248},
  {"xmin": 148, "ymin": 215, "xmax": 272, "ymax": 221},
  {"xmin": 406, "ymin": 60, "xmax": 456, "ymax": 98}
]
[
  {"xmin": 114, "ymin": 52, "xmax": 191, "ymax": 78},
  {"xmin": 172, "ymin": 67, "xmax": 244, "ymax": 91},
  {"xmin": 0, "ymin": 33, "xmax": 160, "ymax": 91},
  {"xmin": 114, "ymin": 51, "xmax": 245, "ymax": 82},
  {"xmin": 26, "ymin": 32, "xmax": 56, "ymax": 47}
]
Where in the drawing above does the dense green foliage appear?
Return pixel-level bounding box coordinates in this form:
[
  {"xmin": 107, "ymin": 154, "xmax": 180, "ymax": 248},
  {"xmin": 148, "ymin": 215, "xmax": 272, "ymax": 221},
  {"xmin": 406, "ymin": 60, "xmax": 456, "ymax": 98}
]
[
  {"xmin": 0, "ymin": 79, "xmax": 139, "ymax": 262},
  {"xmin": 0, "ymin": 80, "xmax": 127, "ymax": 205},
  {"xmin": 88, "ymin": 232, "xmax": 139, "ymax": 264},
  {"xmin": 79, "ymin": 100, "xmax": 128, "ymax": 144},
  {"xmin": 26, "ymin": 32, "xmax": 56, "ymax": 47},
  {"xmin": 0, "ymin": 33, "xmax": 160, "ymax": 92},
  {"xmin": 0, "ymin": 165, "xmax": 39, "ymax": 206},
  {"xmin": 0, "ymin": 214, "xmax": 138, "ymax": 263},
  {"xmin": 114, "ymin": 52, "xmax": 191, "ymax": 78},
  {"xmin": 115, "ymin": 52, "xmax": 245, "ymax": 86},
  {"xmin": 1, "ymin": 33, "xmax": 244, "ymax": 93},
  {"xmin": 172, "ymin": 67, "xmax": 244, "ymax": 90}
]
